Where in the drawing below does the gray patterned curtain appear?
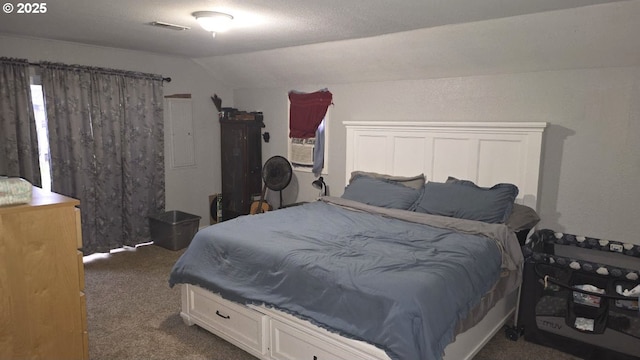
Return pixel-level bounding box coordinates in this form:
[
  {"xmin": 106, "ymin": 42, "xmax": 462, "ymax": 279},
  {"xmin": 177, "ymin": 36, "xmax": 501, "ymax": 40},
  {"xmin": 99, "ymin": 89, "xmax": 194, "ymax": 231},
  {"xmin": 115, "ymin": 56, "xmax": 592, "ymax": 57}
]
[
  {"xmin": 0, "ymin": 57, "xmax": 41, "ymax": 186},
  {"xmin": 41, "ymin": 63, "xmax": 165, "ymax": 255}
]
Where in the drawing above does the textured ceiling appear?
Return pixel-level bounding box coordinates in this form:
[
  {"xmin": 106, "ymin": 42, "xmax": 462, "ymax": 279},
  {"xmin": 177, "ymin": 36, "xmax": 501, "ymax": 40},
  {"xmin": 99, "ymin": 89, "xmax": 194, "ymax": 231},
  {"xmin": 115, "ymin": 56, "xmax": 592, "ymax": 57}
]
[
  {"xmin": 195, "ymin": 1, "xmax": 640, "ymax": 88},
  {"xmin": 0, "ymin": 0, "xmax": 629, "ymax": 58}
]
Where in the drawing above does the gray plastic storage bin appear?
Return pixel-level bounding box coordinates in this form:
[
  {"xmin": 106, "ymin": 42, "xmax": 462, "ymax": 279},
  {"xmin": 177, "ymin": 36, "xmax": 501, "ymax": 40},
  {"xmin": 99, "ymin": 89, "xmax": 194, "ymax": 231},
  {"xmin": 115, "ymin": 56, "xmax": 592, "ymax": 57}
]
[{"xmin": 149, "ymin": 210, "xmax": 201, "ymax": 250}]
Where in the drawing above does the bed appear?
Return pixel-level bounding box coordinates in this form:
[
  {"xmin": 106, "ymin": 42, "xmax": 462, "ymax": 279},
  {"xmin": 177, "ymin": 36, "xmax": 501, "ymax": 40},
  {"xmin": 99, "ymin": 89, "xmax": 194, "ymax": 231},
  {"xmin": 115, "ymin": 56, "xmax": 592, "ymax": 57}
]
[{"xmin": 169, "ymin": 121, "xmax": 547, "ymax": 360}]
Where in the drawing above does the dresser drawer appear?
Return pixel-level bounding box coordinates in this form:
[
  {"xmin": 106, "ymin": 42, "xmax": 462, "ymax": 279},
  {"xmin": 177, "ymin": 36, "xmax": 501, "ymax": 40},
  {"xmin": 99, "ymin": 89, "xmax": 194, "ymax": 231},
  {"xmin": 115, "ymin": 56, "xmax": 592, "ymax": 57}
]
[
  {"xmin": 75, "ymin": 207, "xmax": 83, "ymax": 249},
  {"xmin": 269, "ymin": 318, "xmax": 372, "ymax": 360},
  {"xmin": 80, "ymin": 292, "xmax": 89, "ymax": 360},
  {"xmin": 77, "ymin": 250, "xmax": 85, "ymax": 291},
  {"xmin": 186, "ymin": 286, "xmax": 267, "ymax": 355}
]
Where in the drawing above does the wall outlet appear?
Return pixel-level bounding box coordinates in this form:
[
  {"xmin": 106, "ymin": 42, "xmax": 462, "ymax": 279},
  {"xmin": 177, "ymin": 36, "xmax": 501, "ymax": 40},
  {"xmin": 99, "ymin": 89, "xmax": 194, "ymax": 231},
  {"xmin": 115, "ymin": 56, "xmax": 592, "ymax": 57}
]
[{"xmin": 610, "ymin": 243, "xmax": 623, "ymax": 253}]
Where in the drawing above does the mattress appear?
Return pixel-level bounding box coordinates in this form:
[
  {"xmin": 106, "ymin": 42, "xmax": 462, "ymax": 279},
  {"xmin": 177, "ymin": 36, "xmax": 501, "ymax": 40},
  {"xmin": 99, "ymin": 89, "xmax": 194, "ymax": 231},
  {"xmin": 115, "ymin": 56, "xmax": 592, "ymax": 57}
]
[{"xmin": 169, "ymin": 197, "xmax": 523, "ymax": 360}]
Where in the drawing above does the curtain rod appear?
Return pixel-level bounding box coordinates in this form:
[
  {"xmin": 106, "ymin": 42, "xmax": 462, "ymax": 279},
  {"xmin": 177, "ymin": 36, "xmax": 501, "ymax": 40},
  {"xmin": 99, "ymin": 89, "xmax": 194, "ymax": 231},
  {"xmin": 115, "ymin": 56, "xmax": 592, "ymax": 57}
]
[{"xmin": 27, "ymin": 61, "xmax": 172, "ymax": 83}]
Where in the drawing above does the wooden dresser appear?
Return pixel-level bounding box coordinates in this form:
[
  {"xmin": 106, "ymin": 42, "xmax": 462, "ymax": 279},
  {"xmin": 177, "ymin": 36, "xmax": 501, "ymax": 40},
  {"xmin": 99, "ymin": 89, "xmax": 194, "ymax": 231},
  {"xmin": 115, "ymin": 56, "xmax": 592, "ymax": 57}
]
[{"xmin": 0, "ymin": 187, "xmax": 88, "ymax": 360}]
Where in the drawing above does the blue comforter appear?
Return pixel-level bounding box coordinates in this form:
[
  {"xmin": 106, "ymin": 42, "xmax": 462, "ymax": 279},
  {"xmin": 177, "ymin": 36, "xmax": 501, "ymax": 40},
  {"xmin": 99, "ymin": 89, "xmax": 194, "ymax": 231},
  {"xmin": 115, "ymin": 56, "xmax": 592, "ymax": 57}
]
[{"xmin": 169, "ymin": 197, "xmax": 520, "ymax": 360}]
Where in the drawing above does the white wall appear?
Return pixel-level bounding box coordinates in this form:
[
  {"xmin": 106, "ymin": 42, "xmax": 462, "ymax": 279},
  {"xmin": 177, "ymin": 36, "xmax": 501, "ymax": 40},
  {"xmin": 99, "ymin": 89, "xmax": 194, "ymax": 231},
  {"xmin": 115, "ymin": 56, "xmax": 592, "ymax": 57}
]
[
  {"xmin": 229, "ymin": 2, "xmax": 640, "ymax": 245},
  {"xmin": 234, "ymin": 67, "xmax": 640, "ymax": 244},
  {"xmin": 0, "ymin": 35, "xmax": 230, "ymax": 227}
]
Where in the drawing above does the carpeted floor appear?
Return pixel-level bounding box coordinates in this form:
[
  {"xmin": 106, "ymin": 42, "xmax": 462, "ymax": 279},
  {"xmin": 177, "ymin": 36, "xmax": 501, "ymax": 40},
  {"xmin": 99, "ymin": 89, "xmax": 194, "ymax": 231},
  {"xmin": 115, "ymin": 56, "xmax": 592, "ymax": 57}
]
[{"xmin": 84, "ymin": 244, "xmax": 582, "ymax": 360}]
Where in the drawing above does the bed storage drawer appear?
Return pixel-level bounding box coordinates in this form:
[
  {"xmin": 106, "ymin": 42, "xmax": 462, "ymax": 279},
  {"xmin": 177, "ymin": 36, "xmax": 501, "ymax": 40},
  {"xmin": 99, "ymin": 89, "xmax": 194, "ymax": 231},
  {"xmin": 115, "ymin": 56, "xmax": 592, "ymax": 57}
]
[
  {"xmin": 185, "ymin": 285, "xmax": 267, "ymax": 356},
  {"xmin": 269, "ymin": 318, "xmax": 372, "ymax": 360}
]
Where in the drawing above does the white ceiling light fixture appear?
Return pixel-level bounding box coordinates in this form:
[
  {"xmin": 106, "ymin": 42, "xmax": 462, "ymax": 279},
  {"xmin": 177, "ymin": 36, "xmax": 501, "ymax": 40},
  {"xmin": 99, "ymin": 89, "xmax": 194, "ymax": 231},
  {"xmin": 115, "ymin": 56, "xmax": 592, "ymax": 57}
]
[{"xmin": 193, "ymin": 11, "xmax": 233, "ymax": 38}]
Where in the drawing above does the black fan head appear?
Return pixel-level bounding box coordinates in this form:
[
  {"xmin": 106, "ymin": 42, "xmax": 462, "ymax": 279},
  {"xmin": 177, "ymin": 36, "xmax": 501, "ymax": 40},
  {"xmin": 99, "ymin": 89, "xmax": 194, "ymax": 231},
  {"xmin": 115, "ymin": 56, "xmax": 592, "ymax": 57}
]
[{"xmin": 262, "ymin": 156, "xmax": 292, "ymax": 191}]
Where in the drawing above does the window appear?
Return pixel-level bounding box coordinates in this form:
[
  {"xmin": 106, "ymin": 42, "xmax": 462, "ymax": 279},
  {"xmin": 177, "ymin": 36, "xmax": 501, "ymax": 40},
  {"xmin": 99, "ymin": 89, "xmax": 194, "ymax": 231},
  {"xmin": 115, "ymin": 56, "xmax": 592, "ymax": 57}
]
[
  {"xmin": 287, "ymin": 90, "xmax": 332, "ymax": 176},
  {"xmin": 29, "ymin": 77, "xmax": 52, "ymax": 192},
  {"xmin": 288, "ymin": 112, "xmax": 329, "ymax": 175}
]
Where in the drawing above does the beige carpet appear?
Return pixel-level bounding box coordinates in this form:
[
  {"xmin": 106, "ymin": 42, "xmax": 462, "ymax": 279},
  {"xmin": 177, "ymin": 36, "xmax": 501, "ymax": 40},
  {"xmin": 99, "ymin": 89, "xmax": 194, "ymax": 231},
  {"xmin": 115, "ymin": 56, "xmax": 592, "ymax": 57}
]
[{"xmin": 84, "ymin": 244, "xmax": 582, "ymax": 360}]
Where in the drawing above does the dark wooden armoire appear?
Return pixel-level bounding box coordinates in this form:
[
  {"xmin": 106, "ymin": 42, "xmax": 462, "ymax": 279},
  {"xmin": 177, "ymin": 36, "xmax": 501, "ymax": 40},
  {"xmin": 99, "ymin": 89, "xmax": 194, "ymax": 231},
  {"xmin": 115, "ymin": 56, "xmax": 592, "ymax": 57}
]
[{"xmin": 220, "ymin": 118, "xmax": 264, "ymax": 221}]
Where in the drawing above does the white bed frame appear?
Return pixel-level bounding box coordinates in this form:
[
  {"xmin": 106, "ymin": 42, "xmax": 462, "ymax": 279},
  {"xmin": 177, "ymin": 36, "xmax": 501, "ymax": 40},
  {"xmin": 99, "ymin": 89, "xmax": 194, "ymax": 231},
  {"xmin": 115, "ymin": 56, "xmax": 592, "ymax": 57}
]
[{"xmin": 180, "ymin": 121, "xmax": 547, "ymax": 360}]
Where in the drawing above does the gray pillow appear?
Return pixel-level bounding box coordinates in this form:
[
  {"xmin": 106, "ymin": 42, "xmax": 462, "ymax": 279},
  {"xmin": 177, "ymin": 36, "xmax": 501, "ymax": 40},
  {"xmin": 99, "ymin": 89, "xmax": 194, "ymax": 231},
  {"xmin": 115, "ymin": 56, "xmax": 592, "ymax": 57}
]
[
  {"xmin": 349, "ymin": 171, "xmax": 425, "ymax": 190},
  {"xmin": 342, "ymin": 175, "xmax": 422, "ymax": 210},
  {"xmin": 447, "ymin": 176, "xmax": 527, "ymax": 225},
  {"xmin": 506, "ymin": 203, "xmax": 540, "ymax": 231},
  {"xmin": 414, "ymin": 180, "xmax": 519, "ymax": 223}
]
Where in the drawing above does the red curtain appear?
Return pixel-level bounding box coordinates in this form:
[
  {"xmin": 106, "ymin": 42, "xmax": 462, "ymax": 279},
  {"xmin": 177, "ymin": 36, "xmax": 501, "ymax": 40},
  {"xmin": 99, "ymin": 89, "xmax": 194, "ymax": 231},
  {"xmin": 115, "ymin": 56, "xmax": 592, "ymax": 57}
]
[{"xmin": 288, "ymin": 90, "xmax": 332, "ymax": 138}]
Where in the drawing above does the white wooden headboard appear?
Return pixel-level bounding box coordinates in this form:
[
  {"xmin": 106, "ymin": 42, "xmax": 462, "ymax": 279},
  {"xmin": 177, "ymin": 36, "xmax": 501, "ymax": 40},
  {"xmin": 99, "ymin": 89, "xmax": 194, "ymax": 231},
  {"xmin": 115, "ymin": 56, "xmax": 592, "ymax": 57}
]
[{"xmin": 344, "ymin": 121, "xmax": 547, "ymax": 210}]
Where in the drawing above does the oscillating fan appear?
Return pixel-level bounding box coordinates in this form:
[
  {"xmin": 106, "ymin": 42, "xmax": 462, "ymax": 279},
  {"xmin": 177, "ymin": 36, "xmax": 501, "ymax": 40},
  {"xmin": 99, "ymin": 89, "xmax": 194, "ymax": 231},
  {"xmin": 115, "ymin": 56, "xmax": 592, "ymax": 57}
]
[{"xmin": 251, "ymin": 156, "xmax": 292, "ymax": 213}]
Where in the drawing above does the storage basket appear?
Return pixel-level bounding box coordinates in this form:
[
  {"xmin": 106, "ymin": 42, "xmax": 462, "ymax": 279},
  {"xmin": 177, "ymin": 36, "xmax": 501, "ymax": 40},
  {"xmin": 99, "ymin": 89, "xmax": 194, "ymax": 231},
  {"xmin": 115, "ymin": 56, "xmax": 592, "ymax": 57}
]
[{"xmin": 149, "ymin": 211, "xmax": 201, "ymax": 250}]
